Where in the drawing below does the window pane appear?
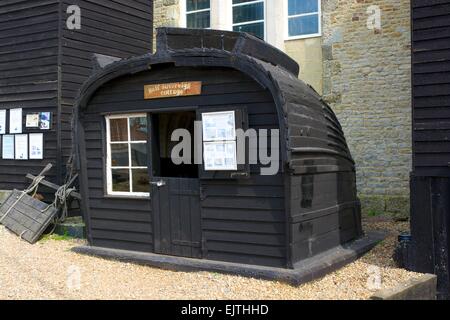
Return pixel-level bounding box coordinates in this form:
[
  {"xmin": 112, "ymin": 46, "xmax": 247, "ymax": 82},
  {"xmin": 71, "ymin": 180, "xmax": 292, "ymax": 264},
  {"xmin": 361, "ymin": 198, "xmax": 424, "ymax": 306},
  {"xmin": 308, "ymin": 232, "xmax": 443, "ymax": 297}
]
[
  {"xmin": 187, "ymin": 0, "xmax": 210, "ymax": 11},
  {"xmin": 233, "ymin": 22, "xmax": 264, "ymax": 39},
  {"xmin": 109, "ymin": 118, "xmax": 128, "ymax": 142},
  {"xmin": 112, "ymin": 169, "xmax": 130, "ymax": 192},
  {"xmin": 187, "ymin": 11, "xmax": 210, "ymax": 28},
  {"xmin": 132, "ymin": 169, "xmax": 150, "ymax": 193},
  {"xmin": 130, "ymin": 117, "xmax": 148, "ymax": 141},
  {"xmin": 131, "ymin": 143, "xmax": 148, "ymax": 167},
  {"xmin": 233, "ymin": 2, "xmax": 264, "ymax": 24},
  {"xmin": 288, "ymin": 0, "xmax": 318, "ymax": 16},
  {"xmin": 111, "ymin": 144, "xmax": 129, "ymax": 167},
  {"xmin": 288, "ymin": 14, "xmax": 319, "ymax": 36}
]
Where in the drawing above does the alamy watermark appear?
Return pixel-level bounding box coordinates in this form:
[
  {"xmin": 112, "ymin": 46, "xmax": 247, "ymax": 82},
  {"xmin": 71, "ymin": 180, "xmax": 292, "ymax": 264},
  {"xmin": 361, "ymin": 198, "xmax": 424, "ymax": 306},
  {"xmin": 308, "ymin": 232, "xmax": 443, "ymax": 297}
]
[
  {"xmin": 170, "ymin": 122, "xmax": 280, "ymax": 176},
  {"xmin": 67, "ymin": 265, "xmax": 81, "ymax": 291},
  {"xmin": 366, "ymin": 266, "xmax": 382, "ymax": 290},
  {"xmin": 66, "ymin": 5, "xmax": 81, "ymax": 30},
  {"xmin": 367, "ymin": 5, "xmax": 382, "ymax": 31}
]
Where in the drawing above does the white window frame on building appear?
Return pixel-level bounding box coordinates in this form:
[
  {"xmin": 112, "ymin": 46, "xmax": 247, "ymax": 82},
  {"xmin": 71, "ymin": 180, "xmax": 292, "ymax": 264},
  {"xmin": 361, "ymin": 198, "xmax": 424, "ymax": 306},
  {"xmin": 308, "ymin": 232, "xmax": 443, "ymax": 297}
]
[
  {"xmin": 232, "ymin": 0, "xmax": 267, "ymax": 41},
  {"xmin": 285, "ymin": 0, "xmax": 322, "ymax": 40},
  {"xmin": 182, "ymin": 0, "xmax": 211, "ymax": 29},
  {"xmin": 105, "ymin": 114, "xmax": 150, "ymax": 198},
  {"xmin": 178, "ymin": 0, "xmax": 322, "ymax": 49}
]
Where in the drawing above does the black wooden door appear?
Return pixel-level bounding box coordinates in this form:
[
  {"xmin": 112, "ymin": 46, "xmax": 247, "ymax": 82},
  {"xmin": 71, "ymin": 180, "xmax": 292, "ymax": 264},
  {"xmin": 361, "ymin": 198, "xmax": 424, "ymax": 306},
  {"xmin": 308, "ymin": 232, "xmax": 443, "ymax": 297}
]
[{"xmin": 152, "ymin": 177, "xmax": 202, "ymax": 258}]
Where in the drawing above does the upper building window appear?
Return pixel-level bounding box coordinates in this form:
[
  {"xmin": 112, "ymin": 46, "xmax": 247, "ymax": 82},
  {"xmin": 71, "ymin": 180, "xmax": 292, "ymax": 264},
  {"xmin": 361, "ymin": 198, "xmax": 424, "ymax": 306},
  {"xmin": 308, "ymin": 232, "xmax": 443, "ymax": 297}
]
[
  {"xmin": 287, "ymin": 0, "xmax": 321, "ymax": 39},
  {"xmin": 186, "ymin": 0, "xmax": 211, "ymax": 29},
  {"xmin": 232, "ymin": 0, "xmax": 265, "ymax": 40}
]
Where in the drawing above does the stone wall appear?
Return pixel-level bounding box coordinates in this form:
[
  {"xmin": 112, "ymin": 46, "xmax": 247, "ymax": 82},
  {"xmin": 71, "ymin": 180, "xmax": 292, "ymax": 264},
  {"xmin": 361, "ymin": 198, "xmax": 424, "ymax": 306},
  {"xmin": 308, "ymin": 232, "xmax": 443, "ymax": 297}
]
[
  {"xmin": 322, "ymin": 0, "xmax": 412, "ymax": 218},
  {"xmin": 153, "ymin": 0, "xmax": 181, "ymax": 50}
]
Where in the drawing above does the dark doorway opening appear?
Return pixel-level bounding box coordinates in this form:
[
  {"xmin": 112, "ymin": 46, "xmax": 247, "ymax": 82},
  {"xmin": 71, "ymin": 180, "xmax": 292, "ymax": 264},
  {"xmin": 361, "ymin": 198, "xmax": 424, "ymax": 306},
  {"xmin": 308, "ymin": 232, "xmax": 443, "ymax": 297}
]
[{"xmin": 152, "ymin": 111, "xmax": 198, "ymax": 178}]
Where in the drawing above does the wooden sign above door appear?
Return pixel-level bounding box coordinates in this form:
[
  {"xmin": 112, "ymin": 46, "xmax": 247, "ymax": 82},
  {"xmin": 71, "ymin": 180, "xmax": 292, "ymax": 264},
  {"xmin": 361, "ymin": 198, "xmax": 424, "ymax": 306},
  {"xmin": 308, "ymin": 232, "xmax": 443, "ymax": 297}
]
[{"xmin": 144, "ymin": 81, "xmax": 202, "ymax": 100}]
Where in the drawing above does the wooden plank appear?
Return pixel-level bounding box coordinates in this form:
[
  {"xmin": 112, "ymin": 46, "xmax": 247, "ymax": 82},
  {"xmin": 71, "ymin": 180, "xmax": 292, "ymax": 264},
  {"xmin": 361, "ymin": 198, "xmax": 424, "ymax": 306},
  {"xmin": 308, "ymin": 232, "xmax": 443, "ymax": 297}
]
[
  {"xmin": 90, "ymin": 218, "xmax": 152, "ymax": 234},
  {"xmin": 202, "ymin": 219, "xmax": 285, "ymax": 235},
  {"xmin": 0, "ymin": 190, "xmax": 58, "ymax": 244},
  {"xmin": 91, "ymin": 229, "xmax": 153, "ymax": 244},
  {"xmin": 203, "ymin": 230, "xmax": 284, "ymax": 247},
  {"xmin": 25, "ymin": 174, "xmax": 81, "ymax": 200},
  {"xmin": 92, "ymin": 238, "xmax": 153, "ymax": 253}
]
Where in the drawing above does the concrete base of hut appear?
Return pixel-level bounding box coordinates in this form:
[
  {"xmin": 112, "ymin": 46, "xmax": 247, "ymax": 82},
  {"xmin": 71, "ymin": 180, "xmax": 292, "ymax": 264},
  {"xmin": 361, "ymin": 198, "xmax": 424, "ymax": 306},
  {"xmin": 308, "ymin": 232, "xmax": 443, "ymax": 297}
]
[{"xmin": 73, "ymin": 231, "xmax": 385, "ymax": 285}]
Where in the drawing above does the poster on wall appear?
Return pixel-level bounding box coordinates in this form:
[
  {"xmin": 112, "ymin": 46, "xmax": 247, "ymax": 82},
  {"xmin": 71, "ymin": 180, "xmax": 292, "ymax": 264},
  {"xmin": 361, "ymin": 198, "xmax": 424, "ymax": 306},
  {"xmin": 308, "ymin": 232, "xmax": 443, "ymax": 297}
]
[
  {"xmin": 2, "ymin": 135, "xmax": 14, "ymax": 159},
  {"xmin": 39, "ymin": 112, "xmax": 52, "ymax": 130},
  {"xmin": 26, "ymin": 113, "xmax": 40, "ymax": 128},
  {"xmin": 15, "ymin": 134, "xmax": 28, "ymax": 160},
  {"xmin": 9, "ymin": 108, "xmax": 22, "ymax": 134},
  {"xmin": 202, "ymin": 111, "xmax": 237, "ymax": 171},
  {"xmin": 202, "ymin": 111, "xmax": 236, "ymax": 141},
  {"xmin": 0, "ymin": 110, "xmax": 6, "ymax": 134},
  {"xmin": 29, "ymin": 133, "xmax": 44, "ymax": 160},
  {"xmin": 203, "ymin": 141, "xmax": 237, "ymax": 171}
]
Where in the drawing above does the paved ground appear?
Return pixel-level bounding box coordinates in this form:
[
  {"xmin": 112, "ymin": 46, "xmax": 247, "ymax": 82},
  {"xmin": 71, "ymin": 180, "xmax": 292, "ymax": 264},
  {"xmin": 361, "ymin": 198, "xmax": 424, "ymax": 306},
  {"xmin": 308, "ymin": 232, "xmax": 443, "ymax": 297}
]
[{"xmin": 0, "ymin": 217, "xmax": 422, "ymax": 300}]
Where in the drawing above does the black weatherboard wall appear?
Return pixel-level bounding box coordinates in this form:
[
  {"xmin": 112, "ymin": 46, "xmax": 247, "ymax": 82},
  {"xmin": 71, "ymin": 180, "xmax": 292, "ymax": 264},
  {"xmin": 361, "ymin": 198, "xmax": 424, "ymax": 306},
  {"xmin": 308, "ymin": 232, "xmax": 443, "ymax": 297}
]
[
  {"xmin": 0, "ymin": 0, "xmax": 152, "ymax": 190},
  {"xmin": 410, "ymin": 0, "xmax": 450, "ymax": 299},
  {"xmin": 75, "ymin": 28, "xmax": 363, "ymax": 269}
]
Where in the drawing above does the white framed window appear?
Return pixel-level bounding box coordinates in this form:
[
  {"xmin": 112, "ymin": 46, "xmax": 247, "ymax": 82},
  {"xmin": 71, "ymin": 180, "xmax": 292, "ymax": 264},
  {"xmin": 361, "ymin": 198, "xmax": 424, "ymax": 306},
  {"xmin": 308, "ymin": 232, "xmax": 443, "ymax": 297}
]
[
  {"xmin": 232, "ymin": 0, "xmax": 266, "ymax": 40},
  {"xmin": 286, "ymin": 0, "xmax": 321, "ymax": 40},
  {"xmin": 185, "ymin": 0, "xmax": 211, "ymax": 29},
  {"xmin": 105, "ymin": 114, "xmax": 150, "ymax": 197}
]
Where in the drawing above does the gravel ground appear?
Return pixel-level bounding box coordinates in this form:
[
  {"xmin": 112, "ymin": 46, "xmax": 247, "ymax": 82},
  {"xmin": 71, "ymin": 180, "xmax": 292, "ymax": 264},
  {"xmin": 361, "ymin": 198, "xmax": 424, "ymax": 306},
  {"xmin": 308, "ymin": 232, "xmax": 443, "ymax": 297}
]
[{"xmin": 0, "ymin": 216, "xmax": 422, "ymax": 300}]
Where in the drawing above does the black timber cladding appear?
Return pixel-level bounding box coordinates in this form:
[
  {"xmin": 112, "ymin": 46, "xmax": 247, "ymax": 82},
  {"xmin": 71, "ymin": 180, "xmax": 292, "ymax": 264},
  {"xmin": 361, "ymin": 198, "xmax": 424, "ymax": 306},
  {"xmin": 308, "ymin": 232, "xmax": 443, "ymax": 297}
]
[
  {"xmin": 412, "ymin": 0, "xmax": 450, "ymax": 176},
  {"xmin": 81, "ymin": 67, "xmax": 286, "ymax": 266},
  {"xmin": 75, "ymin": 28, "xmax": 362, "ymax": 269},
  {"xmin": 410, "ymin": 0, "xmax": 450, "ymax": 299},
  {"xmin": 0, "ymin": 0, "xmax": 153, "ymax": 190},
  {"xmin": 0, "ymin": 0, "xmax": 59, "ymax": 189},
  {"xmin": 59, "ymin": 0, "xmax": 153, "ymax": 181}
]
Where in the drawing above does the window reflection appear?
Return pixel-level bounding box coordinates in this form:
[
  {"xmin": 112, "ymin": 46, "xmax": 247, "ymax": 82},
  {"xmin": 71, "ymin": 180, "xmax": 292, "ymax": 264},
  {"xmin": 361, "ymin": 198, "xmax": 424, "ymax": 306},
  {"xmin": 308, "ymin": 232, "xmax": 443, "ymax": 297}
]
[
  {"xmin": 232, "ymin": 0, "xmax": 265, "ymax": 40},
  {"xmin": 130, "ymin": 117, "xmax": 148, "ymax": 141},
  {"xmin": 112, "ymin": 169, "xmax": 130, "ymax": 192},
  {"xmin": 110, "ymin": 118, "xmax": 128, "ymax": 142},
  {"xmin": 186, "ymin": 0, "xmax": 211, "ymax": 29},
  {"xmin": 111, "ymin": 144, "xmax": 129, "ymax": 167},
  {"xmin": 132, "ymin": 169, "xmax": 150, "ymax": 193},
  {"xmin": 131, "ymin": 143, "xmax": 148, "ymax": 167}
]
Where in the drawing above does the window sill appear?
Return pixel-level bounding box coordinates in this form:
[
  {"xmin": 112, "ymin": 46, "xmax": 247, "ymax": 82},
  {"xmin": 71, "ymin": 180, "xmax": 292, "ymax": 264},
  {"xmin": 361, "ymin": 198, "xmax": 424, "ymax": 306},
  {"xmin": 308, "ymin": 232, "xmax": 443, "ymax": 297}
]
[
  {"xmin": 285, "ymin": 34, "xmax": 322, "ymax": 41},
  {"xmin": 103, "ymin": 194, "xmax": 150, "ymax": 200}
]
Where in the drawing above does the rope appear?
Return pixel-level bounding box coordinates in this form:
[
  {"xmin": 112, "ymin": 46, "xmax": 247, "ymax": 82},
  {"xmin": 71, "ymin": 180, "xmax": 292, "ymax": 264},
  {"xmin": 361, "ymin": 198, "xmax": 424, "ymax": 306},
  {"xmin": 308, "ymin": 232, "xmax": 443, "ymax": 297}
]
[{"xmin": 42, "ymin": 183, "xmax": 75, "ymax": 223}]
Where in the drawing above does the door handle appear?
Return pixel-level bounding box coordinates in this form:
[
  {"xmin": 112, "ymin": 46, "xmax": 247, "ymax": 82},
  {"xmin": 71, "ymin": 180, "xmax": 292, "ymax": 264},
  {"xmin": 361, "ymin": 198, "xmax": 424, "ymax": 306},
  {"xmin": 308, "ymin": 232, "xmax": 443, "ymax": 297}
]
[{"xmin": 151, "ymin": 180, "xmax": 166, "ymax": 187}]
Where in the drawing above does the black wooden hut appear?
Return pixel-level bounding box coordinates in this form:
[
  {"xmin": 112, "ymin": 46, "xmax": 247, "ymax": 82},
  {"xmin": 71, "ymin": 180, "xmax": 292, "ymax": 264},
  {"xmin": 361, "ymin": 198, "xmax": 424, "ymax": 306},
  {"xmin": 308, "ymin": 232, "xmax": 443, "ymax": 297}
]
[
  {"xmin": 0, "ymin": 0, "xmax": 152, "ymax": 191},
  {"xmin": 74, "ymin": 28, "xmax": 364, "ymax": 272},
  {"xmin": 408, "ymin": 0, "xmax": 450, "ymax": 300}
]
